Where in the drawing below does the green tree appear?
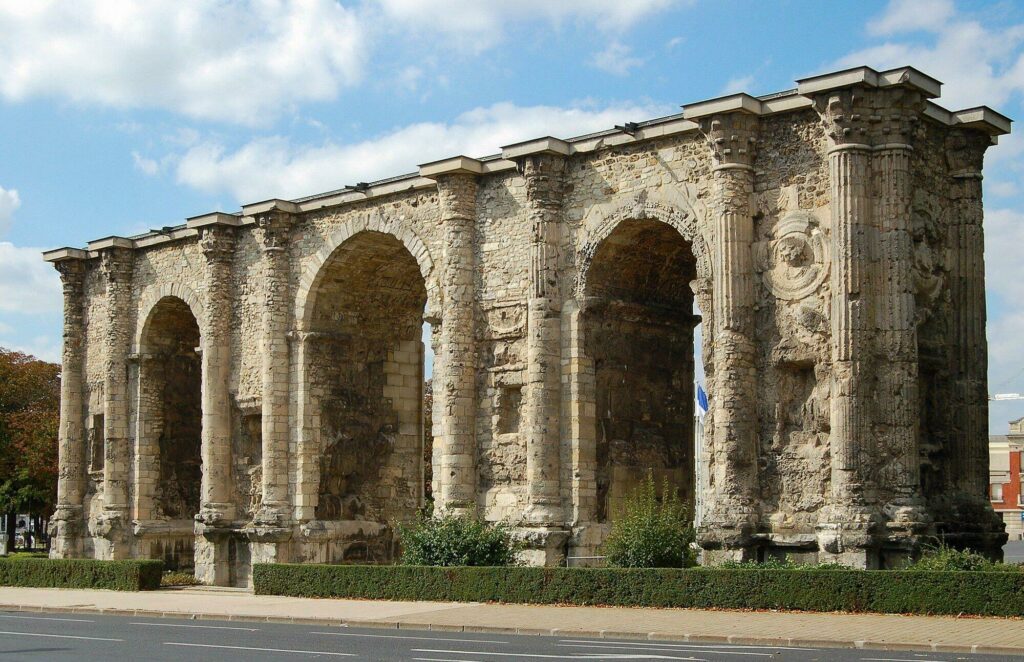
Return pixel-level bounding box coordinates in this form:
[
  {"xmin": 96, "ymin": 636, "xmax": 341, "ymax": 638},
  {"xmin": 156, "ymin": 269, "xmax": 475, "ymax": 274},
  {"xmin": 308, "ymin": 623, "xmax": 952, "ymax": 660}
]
[
  {"xmin": 0, "ymin": 348, "xmax": 61, "ymax": 550},
  {"xmin": 398, "ymin": 509, "xmax": 520, "ymax": 566}
]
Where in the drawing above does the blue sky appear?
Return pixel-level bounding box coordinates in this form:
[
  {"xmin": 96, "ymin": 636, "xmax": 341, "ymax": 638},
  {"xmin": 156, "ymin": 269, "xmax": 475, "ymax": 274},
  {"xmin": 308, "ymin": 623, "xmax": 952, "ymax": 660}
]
[{"xmin": 2, "ymin": 0, "xmax": 1024, "ymax": 432}]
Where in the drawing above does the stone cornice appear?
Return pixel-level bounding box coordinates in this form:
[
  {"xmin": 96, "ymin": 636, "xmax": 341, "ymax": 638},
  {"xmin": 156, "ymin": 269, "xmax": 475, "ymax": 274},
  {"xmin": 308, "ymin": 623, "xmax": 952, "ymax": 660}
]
[{"xmin": 49, "ymin": 64, "xmax": 1012, "ymax": 256}]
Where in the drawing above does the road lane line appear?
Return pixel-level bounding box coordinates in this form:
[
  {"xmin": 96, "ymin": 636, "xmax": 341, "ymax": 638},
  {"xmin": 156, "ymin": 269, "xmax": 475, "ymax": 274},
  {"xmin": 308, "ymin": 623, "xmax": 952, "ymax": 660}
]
[
  {"xmin": 558, "ymin": 642, "xmax": 772, "ymax": 656},
  {"xmin": 130, "ymin": 622, "xmax": 259, "ymax": 631},
  {"xmin": 164, "ymin": 642, "xmax": 356, "ymax": 656},
  {"xmin": 861, "ymin": 659, "xmax": 945, "ymax": 662},
  {"xmin": 0, "ymin": 614, "xmax": 95, "ymax": 623},
  {"xmin": 0, "ymin": 630, "xmax": 122, "ymax": 642},
  {"xmin": 412, "ymin": 658, "xmax": 487, "ymax": 662},
  {"xmin": 412, "ymin": 649, "xmax": 706, "ymax": 660},
  {"xmin": 311, "ymin": 631, "xmax": 507, "ymax": 644},
  {"xmin": 559, "ymin": 639, "xmax": 813, "ymax": 651}
]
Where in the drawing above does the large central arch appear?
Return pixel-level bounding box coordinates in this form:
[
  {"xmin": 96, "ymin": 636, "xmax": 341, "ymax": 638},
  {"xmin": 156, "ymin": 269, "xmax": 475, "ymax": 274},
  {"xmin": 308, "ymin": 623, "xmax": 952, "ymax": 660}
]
[{"xmin": 294, "ymin": 229, "xmax": 429, "ymax": 563}]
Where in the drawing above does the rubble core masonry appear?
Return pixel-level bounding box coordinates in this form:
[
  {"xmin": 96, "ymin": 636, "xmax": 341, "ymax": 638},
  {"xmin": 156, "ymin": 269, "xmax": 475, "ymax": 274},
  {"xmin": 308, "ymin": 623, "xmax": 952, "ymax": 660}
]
[{"xmin": 45, "ymin": 66, "xmax": 1012, "ymax": 584}]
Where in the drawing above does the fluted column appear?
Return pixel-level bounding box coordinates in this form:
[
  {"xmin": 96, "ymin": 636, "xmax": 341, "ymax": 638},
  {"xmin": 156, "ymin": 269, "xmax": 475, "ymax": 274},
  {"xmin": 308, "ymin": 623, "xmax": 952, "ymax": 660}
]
[
  {"xmin": 198, "ymin": 224, "xmax": 237, "ymax": 526},
  {"xmin": 435, "ymin": 173, "xmax": 478, "ymax": 516},
  {"xmin": 98, "ymin": 244, "xmax": 134, "ymax": 557},
  {"xmin": 945, "ymin": 129, "xmax": 992, "ymax": 501},
  {"xmin": 696, "ymin": 112, "xmax": 759, "ymax": 559},
  {"xmin": 254, "ymin": 209, "xmax": 294, "ymax": 527},
  {"xmin": 521, "ymin": 153, "xmax": 566, "ymax": 526},
  {"xmin": 50, "ymin": 255, "xmax": 88, "ymax": 558}
]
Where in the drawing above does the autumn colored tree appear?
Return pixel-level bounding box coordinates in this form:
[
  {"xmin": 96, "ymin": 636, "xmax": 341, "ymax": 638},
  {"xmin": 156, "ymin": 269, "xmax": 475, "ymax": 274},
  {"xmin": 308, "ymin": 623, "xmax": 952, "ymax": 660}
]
[{"xmin": 0, "ymin": 348, "xmax": 60, "ymax": 550}]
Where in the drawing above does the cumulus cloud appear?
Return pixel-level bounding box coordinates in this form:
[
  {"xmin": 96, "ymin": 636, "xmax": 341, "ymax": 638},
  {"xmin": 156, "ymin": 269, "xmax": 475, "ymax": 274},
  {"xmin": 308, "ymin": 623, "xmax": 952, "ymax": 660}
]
[
  {"xmin": 589, "ymin": 42, "xmax": 646, "ymax": 77},
  {"xmin": 174, "ymin": 100, "xmax": 673, "ymax": 202},
  {"xmin": 835, "ymin": 0, "xmax": 1024, "ymax": 110},
  {"xmin": 0, "ymin": 185, "xmax": 20, "ymax": 236},
  {"xmin": 0, "ymin": 0, "xmax": 365, "ymax": 125},
  {"xmin": 0, "ymin": 242, "xmax": 61, "ymax": 315},
  {"xmin": 721, "ymin": 75, "xmax": 755, "ymax": 95}
]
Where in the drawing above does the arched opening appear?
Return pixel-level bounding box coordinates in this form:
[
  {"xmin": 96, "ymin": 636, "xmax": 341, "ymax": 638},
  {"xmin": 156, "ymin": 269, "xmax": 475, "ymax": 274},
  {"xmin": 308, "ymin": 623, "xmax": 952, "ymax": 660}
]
[
  {"xmin": 582, "ymin": 219, "xmax": 700, "ymax": 524},
  {"xmin": 305, "ymin": 230, "xmax": 428, "ymax": 562},
  {"xmin": 136, "ymin": 296, "xmax": 202, "ymax": 570}
]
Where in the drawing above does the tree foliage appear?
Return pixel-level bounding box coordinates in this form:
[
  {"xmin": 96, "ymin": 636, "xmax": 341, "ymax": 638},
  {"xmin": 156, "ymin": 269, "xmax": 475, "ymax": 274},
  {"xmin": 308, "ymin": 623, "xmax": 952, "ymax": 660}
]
[
  {"xmin": 603, "ymin": 474, "xmax": 697, "ymax": 568},
  {"xmin": 398, "ymin": 509, "xmax": 520, "ymax": 567},
  {"xmin": 0, "ymin": 348, "xmax": 61, "ymax": 517}
]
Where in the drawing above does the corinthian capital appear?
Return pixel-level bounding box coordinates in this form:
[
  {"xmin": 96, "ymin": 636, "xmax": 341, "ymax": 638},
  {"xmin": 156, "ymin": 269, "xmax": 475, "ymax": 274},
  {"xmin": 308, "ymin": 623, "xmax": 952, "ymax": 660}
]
[
  {"xmin": 812, "ymin": 88, "xmax": 871, "ymax": 147},
  {"xmin": 698, "ymin": 112, "xmax": 759, "ymax": 168},
  {"xmin": 99, "ymin": 246, "xmax": 134, "ymax": 284},
  {"xmin": 254, "ymin": 210, "xmax": 295, "ymax": 252},
  {"xmin": 199, "ymin": 225, "xmax": 237, "ymax": 264},
  {"xmin": 945, "ymin": 128, "xmax": 990, "ymax": 178}
]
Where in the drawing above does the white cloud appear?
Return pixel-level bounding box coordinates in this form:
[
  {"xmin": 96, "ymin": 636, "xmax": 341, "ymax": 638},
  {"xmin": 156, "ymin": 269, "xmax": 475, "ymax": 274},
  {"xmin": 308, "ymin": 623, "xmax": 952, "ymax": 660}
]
[
  {"xmin": 374, "ymin": 0, "xmax": 681, "ymax": 51},
  {"xmin": 721, "ymin": 75, "xmax": 755, "ymax": 95},
  {"xmin": 0, "ymin": 185, "xmax": 20, "ymax": 236},
  {"xmin": 0, "ymin": 242, "xmax": 61, "ymax": 315},
  {"xmin": 589, "ymin": 42, "xmax": 646, "ymax": 77},
  {"xmin": 836, "ymin": 0, "xmax": 1024, "ymax": 110},
  {"xmin": 867, "ymin": 0, "xmax": 955, "ymax": 35},
  {"xmin": 132, "ymin": 152, "xmax": 160, "ymax": 176},
  {"xmin": 0, "ymin": 1, "xmax": 366, "ymax": 125},
  {"xmin": 174, "ymin": 100, "xmax": 673, "ymax": 202}
]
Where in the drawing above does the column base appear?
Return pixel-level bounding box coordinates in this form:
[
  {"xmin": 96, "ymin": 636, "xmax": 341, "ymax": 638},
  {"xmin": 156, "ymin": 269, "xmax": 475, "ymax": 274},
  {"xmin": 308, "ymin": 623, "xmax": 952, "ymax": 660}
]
[
  {"xmin": 516, "ymin": 526, "xmax": 569, "ymax": 566},
  {"xmin": 815, "ymin": 505, "xmax": 879, "ymax": 569},
  {"xmin": 523, "ymin": 500, "xmax": 563, "ymax": 527},
  {"xmin": 930, "ymin": 492, "xmax": 1007, "ymax": 560},
  {"xmin": 48, "ymin": 505, "xmax": 84, "ymax": 559},
  {"xmin": 90, "ymin": 510, "xmax": 133, "ymax": 560},
  {"xmin": 197, "ymin": 503, "xmax": 237, "ymax": 528},
  {"xmin": 697, "ymin": 505, "xmax": 758, "ymax": 563}
]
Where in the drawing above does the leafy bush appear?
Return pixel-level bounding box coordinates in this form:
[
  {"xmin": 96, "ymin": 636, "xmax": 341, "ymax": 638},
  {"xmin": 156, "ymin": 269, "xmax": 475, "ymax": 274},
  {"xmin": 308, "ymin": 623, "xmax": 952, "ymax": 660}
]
[
  {"xmin": 253, "ymin": 563, "xmax": 1024, "ymax": 616},
  {"xmin": 0, "ymin": 557, "xmax": 162, "ymax": 590},
  {"xmin": 719, "ymin": 557, "xmax": 847, "ymax": 570},
  {"xmin": 907, "ymin": 543, "xmax": 1021, "ymax": 572},
  {"xmin": 398, "ymin": 510, "xmax": 520, "ymax": 566},
  {"xmin": 602, "ymin": 475, "xmax": 696, "ymax": 568},
  {"xmin": 161, "ymin": 570, "xmax": 202, "ymax": 586}
]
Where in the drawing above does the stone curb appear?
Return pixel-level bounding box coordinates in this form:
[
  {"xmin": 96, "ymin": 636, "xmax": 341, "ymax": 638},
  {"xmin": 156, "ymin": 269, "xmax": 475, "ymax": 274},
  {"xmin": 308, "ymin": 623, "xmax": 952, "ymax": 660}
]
[{"xmin": 0, "ymin": 602, "xmax": 1021, "ymax": 656}]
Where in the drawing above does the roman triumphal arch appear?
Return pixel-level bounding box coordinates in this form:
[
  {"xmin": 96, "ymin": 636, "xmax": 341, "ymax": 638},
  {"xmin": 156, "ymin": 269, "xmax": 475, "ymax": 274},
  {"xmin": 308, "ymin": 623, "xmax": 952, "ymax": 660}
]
[{"xmin": 46, "ymin": 66, "xmax": 1012, "ymax": 584}]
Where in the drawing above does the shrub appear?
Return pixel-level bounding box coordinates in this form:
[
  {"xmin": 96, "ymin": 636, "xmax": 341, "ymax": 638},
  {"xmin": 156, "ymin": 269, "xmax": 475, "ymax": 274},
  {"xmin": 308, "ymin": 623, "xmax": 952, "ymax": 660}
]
[
  {"xmin": 398, "ymin": 510, "xmax": 520, "ymax": 566},
  {"xmin": 719, "ymin": 557, "xmax": 847, "ymax": 570},
  {"xmin": 603, "ymin": 475, "xmax": 696, "ymax": 568},
  {"xmin": 0, "ymin": 557, "xmax": 162, "ymax": 590},
  {"xmin": 907, "ymin": 543, "xmax": 1021, "ymax": 572},
  {"xmin": 161, "ymin": 570, "xmax": 202, "ymax": 587}
]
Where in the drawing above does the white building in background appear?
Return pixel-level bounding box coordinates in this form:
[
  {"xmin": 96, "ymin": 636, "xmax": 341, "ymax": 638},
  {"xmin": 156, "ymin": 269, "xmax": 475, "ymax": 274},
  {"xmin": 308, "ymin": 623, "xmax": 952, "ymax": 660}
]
[{"xmin": 989, "ymin": 418, "xmax": 1024, "ymax": 541}]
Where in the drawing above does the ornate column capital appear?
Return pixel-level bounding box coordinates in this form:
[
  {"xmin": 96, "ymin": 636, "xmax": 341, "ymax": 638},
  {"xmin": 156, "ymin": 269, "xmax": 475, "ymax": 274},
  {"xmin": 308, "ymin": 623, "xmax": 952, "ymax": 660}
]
[
  {"xmin": 99, "ymin": 246, "xmax": 134, "ymax": 284},
  {"xmin": 199, "ymin": 224, "xmax": 237, "ymax": 264},
  {"xmin": 54, "ymin": 258, "xmax": 87, "ymax": 297},
  {"xmin": 945, "ymin": 128, "xmax": 989, "ymax": 180},
  {"xmin": 698, "ymin": 112, "xmax": 759, "ymax": 169},
  {"xmin": 254, "ymin": 210, "xmax": 295, "ymax": 252}
]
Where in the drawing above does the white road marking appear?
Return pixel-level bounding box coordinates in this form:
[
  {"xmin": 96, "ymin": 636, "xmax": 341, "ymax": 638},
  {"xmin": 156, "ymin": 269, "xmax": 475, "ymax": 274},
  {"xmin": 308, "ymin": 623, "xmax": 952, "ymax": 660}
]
[
  {"xmin": 0, "ymin": 614, "xmax": 94, "ymax": 623},
  {"xmin": 130, "ymin": 621, "xmax": 259, "ymax": 631},
  {"xmin": 861, "ymin": 659, "xmax": 945, "ymax": 662},
  {"xmin": 558, "ymin": 642, "xmax": 772, "ymax": 656},
  {"xmin": 412, "ymin": 658, "xmax": 487, "ymax": 662},
  {"xmin": 560, "ymin": 639, "xmax": 813, "ymax": 651},
  {"xmin": 0, "ymin": 630, "xmax": 122, "ymax": 642},
  {"xmin": 412, "ymin": 649, "xmax": 706, "ymax": 660},
  {"xmin": 164, "ymin": 641, "xmax": 356, "ymax": 656},
  {"xmin": 312, "ymin": 631, "xmax": 507, "ymax": 643}
]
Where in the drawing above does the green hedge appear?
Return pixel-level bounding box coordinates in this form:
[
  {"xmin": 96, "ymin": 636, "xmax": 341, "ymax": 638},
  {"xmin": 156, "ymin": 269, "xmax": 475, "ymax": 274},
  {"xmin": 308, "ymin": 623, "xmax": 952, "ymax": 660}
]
[
  {"xmin": 253, "ymin": 564, "xmax": 1024, "ymax": 616},
  {"xmin": 0, "ymin": 557, "xmax": 163, "ymax": 591}
]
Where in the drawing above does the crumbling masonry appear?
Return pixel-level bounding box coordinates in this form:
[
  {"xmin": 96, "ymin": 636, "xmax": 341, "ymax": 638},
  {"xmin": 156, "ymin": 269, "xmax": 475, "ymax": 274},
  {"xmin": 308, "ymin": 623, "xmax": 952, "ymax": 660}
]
[{"xmin": 46, "ymin": 67, "xmax": 1011, "ymax": 584}]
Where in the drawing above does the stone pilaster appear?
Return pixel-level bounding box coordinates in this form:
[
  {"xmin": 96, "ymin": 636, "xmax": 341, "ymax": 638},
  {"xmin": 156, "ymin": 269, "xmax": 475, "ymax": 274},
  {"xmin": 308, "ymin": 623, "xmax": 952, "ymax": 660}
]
[
  {"xmin": 195, "ymin": 223, "xmax": 237, "ymax": 584},
  {"xmin": 872, "ymin": 89, "xmax": 929, "ymax": 537},
  {"xmin": 97, "ymin": 244, "xmax": 134, "ymax": 558},
  {"xmin": 696, "ymin": 111, "xmax": 760, "ymax": 562},
  {"xmin": 813, "ymin": 88, "xmax": 878, "ymax": 565},
  {"xmin": 50, "ymin": 256, "xmax": 88, "ymax": 558},
  {"xmin": 435, "ymin": 173, "xmax": 479, "ymax": 516},
  {"xmin": 253, "ymin": 209, "xmax": 295, "ymax": 530},
  {"xmin": 520, "ymin": 153, "xmax": 567, "ymax": 528},
  {"xmin": 944, "ymin": 128, "xmax": 1004, "ymax": 551}
]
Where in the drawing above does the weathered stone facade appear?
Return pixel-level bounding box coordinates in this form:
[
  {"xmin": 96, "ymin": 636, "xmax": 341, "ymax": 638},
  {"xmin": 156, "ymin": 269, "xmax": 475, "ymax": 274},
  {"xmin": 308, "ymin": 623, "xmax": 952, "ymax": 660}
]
[{"xmin": 46, "ymin": 67, "xmax": 1012, "ymax": 583}]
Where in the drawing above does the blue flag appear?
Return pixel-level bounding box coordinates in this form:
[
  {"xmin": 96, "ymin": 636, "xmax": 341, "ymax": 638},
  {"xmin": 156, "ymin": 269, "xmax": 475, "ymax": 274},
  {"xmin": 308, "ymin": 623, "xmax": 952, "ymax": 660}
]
[{"xmin": 696, "ymin": 384, "xmax": 708, "ymax": 416}]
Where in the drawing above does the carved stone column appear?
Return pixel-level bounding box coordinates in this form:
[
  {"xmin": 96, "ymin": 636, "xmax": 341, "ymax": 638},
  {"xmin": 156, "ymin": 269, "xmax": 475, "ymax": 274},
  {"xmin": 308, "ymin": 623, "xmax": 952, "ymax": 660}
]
[
  {"xmin": 97, "ymin": 243, "xmax": 134, "ymax": 558},
  {"xmin": 944, "ymin": 128, "xmax": 1004, "ymax": 550},
  {"xmin": 194, "ymin": 220, "xmax": 237, "ymax": 584},
  {"xmin": 50, "ymin": 254, "xmax": 88, "ymax": 558},
  {"xmin": 696, "ymin": 112, "xmax": 760, "ymax": 561},
  {"xmin": 520, "ymin": 153, "xmax": 567, "ymax": 528},
  {"xmin": 872, "ymin": 89, "xmax": 929, "ymax": 535},
  {"xmin": 813, "ymin": 89, "xmax": 877, "ymax": 565},
  {"xmin": 253, "ymin": 207, "xmax": 295, "ymax": 531},
  {"xmin": 435, "ymin": 173, "xmax": 479, "ymax": 516}
]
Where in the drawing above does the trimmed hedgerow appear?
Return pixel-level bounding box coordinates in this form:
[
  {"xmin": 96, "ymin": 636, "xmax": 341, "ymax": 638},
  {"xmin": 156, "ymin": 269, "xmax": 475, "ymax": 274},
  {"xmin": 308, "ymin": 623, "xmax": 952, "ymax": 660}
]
[
  {"xmin": 253, "ymin": 563, "xmax": 1024, "ymax": 617},
  {"xmin": 0, "ymin": 557, "xmax": 163, "ymax": 591}
]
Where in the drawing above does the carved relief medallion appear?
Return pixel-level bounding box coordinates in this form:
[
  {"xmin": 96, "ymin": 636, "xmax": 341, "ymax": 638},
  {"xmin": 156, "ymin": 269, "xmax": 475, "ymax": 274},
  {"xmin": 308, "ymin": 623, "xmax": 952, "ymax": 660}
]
[{"xmin": 754, "ymin": 211, "xmax": 829, "ymax": 301}]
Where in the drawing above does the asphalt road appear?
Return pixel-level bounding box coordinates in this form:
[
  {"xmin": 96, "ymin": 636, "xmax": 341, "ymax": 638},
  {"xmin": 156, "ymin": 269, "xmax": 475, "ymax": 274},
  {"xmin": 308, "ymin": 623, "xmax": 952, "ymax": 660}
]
[
  {"xmin": 1003, "ymin": 539, "xmax": 1024, "ymax": 563},
  {"xmin": 0, "ymin": 610, "xmax": 1017, "ymax": 662}
]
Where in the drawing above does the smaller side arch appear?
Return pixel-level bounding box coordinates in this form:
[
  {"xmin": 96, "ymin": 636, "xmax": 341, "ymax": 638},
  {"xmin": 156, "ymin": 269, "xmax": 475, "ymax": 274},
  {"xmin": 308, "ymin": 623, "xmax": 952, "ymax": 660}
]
[
  {"xmin": 134, "ymin": 283, "xmax": 207, "ymax": 354},
  {"xmin": 294, "ymin": 212, "xmax": 438, "ymax": 332}
]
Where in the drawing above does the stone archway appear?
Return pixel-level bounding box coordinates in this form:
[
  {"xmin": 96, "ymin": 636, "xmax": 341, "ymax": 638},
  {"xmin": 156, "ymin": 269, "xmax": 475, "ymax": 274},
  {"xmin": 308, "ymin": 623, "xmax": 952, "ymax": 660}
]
[
  {"xmin": 294, "ymin": 229, "xmax": 429, "ymax": 563},
  {"xmin": 134, "ymin": 294, "xmax": 204, "ymax": 571},
  {"xmin": 580, "ymin": 219, "xmax": 701, "ymax": 525}
]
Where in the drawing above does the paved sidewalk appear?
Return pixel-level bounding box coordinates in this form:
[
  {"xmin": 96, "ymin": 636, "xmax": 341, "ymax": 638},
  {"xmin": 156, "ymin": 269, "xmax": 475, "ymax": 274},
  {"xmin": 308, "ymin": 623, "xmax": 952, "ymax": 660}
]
[{"xmin": 0, "ymin": 586, "xmax": 1021, "ymax": 655}]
